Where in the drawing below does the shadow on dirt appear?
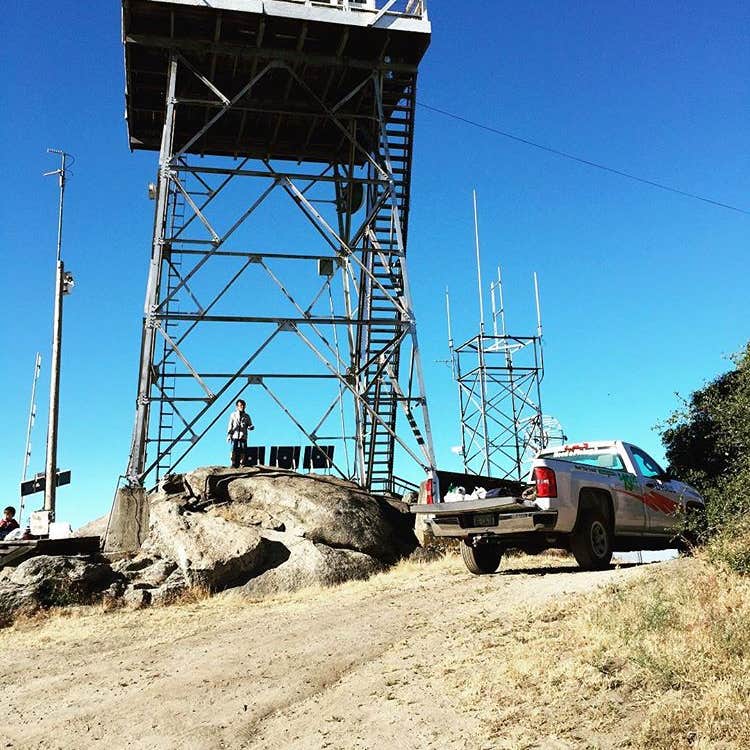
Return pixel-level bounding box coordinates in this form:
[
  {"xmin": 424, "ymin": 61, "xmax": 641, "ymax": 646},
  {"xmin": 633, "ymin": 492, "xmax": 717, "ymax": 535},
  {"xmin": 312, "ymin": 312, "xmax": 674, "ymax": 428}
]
[{"xmin": 498, "ymin": 562, "xmax": 645, "ymax": 577}]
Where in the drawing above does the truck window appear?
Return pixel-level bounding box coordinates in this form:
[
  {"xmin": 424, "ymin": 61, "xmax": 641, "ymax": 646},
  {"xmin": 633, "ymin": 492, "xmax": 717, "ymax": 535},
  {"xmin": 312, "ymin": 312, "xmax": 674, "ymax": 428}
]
[
  {"xmin": 550, "ymin": 452, "xmax": 625, "ymax": 471},
  {"xmin": 629, "ymin": 447, "xmax": 665, "ymax": 478}
]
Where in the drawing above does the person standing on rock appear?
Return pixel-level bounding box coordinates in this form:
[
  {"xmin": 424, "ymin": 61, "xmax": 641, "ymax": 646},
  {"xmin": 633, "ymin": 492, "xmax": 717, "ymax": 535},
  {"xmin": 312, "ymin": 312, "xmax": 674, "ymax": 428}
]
[{"xmin": 227, "ymin": 399, "xmax": 254, "ymax": 468}]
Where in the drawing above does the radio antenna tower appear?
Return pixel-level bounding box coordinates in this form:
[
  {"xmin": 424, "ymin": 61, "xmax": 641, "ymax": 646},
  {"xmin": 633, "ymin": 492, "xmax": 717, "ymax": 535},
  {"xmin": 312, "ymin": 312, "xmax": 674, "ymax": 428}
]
[
  {"xmin": 446, "ymin": 197, "xmax": 551, "ymax": 480},
  {"xmin": 119, "ymin": 1, "xmax": 435, "ymax": 497}
]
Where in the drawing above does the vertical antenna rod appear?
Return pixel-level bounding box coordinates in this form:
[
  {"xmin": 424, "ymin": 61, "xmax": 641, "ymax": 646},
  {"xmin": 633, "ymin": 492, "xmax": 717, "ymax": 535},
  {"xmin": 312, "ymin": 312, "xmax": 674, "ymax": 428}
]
[
  {"xmin": 445, "ymin": 286, "xmax": 453, "ymax": 348},
  {"xmin": 445, "ymin": 286, "xmax": 456, "ymax": 379},
  {"xmin": 497, "ymin": 266, "xmax": 507, "ymax": 336},
  {"xmin": 489, "ymin": 281, "xmax": 498, "ymax": 338},
  {"xmin": 473, "ymin": 189, "xmax": 485, "ymax": 332},
  {"xmin": 532, "ymin": 272, "xmax": 546, "ymax": 452},
  {"xmin": 43, "ymin": 149, "xmax": 72, "ymax": 519},
  {"xmin": 472, "ymin": 190, "xmax": 491, "ymax": 474},
  {"xmin": 499, "ymin": 265, "xmax": 521, "ymax": 479},
  {"xmin": 534, "ymin": 271, "xmax": 545, "ymax": 375},
  {"xmin": 534, "ymin": 271, "xmax": 542, "ymax": 338},
  {"xmin": 20, "ymin": 353, "xmax": 43, "ymax": 524}
]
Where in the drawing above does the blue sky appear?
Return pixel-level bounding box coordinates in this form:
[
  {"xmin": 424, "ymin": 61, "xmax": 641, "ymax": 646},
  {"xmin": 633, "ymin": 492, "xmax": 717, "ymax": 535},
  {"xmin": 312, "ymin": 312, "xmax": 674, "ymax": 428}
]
[{"xmin": 1, "ymin": 1, "xmax": 747, "ymax": 527}]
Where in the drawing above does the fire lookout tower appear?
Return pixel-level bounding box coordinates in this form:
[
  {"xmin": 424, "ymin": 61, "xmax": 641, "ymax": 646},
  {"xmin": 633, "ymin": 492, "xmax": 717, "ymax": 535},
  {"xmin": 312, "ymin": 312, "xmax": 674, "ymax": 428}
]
[{"xmin": 122, "ymin": 0, "xmax": 435, "ymax": 494}]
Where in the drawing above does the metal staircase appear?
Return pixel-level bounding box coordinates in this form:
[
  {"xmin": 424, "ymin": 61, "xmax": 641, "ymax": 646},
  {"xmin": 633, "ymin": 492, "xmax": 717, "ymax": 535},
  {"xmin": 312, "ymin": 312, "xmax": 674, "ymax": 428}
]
[{"xmin": 356, "ymin": 74, "xmax": 417, "ymax": 493}]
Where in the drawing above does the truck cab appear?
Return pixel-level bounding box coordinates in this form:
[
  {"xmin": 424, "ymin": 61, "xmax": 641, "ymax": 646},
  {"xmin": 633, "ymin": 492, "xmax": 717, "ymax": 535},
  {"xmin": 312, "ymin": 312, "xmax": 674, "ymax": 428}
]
[{"xmin": 533, "ymin": 441, "xmax": 704, "ymax": 538}]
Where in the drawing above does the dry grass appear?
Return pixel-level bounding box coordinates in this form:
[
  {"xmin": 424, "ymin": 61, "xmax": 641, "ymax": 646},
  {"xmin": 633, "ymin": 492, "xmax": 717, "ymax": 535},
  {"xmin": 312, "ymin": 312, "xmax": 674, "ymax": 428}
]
[
  {"xmin": 445, "ymin": 555, "xmax": 750, "ymax": 749},
  {"xmin": 706, "ymin": 516, "xmax": 750, "ymax": 575}
]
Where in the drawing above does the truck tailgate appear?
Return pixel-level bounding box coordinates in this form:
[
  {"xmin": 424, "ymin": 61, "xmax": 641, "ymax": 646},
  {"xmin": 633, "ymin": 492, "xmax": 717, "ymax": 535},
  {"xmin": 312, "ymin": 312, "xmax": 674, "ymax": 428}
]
[{"xmin": 410, "ymin": 496, "xmax": 526, "ymax": 515}]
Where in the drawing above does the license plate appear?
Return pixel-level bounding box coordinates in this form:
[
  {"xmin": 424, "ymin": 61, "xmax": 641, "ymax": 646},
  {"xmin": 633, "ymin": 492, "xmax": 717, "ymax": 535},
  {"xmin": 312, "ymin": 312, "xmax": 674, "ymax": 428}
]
[{"xmin": 473, "ymin": 513, "xmax": 495, "ymax": 527}]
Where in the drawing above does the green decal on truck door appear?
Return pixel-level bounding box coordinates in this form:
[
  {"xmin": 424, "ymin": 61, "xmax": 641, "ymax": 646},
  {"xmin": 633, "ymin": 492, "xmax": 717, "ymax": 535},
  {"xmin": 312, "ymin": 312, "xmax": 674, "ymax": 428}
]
[{"xmin": 621, "ymin": 473, "xmax": 638, "ymax": 492}]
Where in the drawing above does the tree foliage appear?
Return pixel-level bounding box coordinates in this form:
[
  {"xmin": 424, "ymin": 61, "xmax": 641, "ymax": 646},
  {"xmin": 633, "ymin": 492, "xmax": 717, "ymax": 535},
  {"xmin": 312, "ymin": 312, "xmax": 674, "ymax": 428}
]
[{"xmin": 660, "ymin": 343, "xmax": 750, "ymax": 542}]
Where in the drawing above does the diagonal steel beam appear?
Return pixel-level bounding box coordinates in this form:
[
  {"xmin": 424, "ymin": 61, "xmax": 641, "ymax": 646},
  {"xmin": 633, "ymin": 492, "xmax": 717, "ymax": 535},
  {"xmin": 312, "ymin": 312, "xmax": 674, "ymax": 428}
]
[
  {"xmin": 292, "ymin": 324, "xmax": 430, "ymax": 472},
  {"xmin": 140, "ymin": 326, "xmax": 282, "ymax": 480},
  {"xmin": 260, "ymin": 381, "xmax": 348, "ymax": 480},
  {"xmin": 157, "ymin": 178, "xmax": 278, "ymax": 311},
  {"xmin": 175, "ymin": 61, "xmax": 279, "ymax": 158},
  {"xmin": 155, "ymin": 324, "xmax": 214, "ymax": 399},
  {"xmin": 176, "ymin": 51, "xmax": 230, "ymax": 105},
  {"xmin": 164, "ymin": 257, "xmax": 204, "ymax": 314},
  {"xmin": 155, "ymin": 256, "xmax": 256, "ymax": 372},
  {"xmin": 172, "ymin": 173, "xmax": 220, "ymax": 242},
  {"xmin": 280, "ymin": 62, "xmax": 388, "ymax": 181}
]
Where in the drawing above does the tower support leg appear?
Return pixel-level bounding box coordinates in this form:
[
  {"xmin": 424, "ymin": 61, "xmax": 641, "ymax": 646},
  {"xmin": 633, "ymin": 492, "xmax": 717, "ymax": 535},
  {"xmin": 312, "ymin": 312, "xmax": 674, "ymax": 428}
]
[{"xmin": 127, "ymin": 55, "xmax": 179, "ymax": 483}]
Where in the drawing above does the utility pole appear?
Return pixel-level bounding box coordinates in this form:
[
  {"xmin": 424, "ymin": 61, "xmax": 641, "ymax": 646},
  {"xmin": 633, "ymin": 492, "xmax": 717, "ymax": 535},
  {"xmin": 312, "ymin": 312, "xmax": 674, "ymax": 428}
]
[{"xmin": 43, "ymin": 149, "xmax": 75, "ymax": 521}]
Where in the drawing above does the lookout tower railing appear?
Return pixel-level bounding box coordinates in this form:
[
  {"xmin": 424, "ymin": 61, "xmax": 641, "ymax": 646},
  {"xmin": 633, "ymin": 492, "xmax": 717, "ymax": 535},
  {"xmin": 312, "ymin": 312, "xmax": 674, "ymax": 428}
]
[{"xmin": 272, "ymin": 1, "xmax": 427, "ymax": 17}]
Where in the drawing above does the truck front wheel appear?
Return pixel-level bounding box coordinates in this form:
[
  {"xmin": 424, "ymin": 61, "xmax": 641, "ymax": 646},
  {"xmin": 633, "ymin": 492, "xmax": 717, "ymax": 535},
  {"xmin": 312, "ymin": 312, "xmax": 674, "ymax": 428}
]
[
  {"xmin": 570, "ymin": 510, "xmax": 613, "ymax": 570},
  {"xmin": 461, "ymin": 541, "xmax": 503, "ymax": 575}
]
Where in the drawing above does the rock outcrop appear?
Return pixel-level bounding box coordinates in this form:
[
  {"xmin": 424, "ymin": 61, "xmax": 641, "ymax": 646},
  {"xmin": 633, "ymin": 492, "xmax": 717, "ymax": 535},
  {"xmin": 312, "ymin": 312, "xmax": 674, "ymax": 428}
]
[
  {"xmin": 239, "ymin": 530, "xmax": 383, "ymax": 598},
  {"xmin": 144, "ymin": 500, "xmax": 265, "ymax": 588},
  {"xmin": 138, "ymin": 466, "xmax": 415, "ymax": 598},
  {"xmin": 73, "ymin": 514, "xmax": 109, "ymax": 539},
  {"xmin": 0, "ymin": 555, "xmax": 115, "ymax": 626},
  {"xmin": 0, "ymin": 466, "xmax": 419, "ymax": 625}
]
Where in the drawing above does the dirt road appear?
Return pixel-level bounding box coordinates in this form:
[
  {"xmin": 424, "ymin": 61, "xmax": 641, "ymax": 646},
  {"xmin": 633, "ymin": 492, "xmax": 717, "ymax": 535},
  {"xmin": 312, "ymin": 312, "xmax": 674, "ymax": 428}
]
[{"xmin": 2, "ymin": 556, "xmax": 649, "ymax": 750}]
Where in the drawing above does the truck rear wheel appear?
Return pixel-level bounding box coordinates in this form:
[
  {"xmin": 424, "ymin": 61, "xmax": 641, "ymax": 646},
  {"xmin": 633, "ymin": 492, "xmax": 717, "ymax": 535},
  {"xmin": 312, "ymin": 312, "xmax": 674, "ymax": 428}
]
[
  {"xmin": 461, "ymin": 541, "xmax": 503, "ymax": 575},
  {"xmin": 570, "ymin": 510, "xmax": 613, "ymax": 570}
]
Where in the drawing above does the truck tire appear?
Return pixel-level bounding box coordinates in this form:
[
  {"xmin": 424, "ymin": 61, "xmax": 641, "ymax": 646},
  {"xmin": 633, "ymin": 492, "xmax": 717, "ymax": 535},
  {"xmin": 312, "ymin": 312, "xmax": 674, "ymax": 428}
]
[
  {"xmin": 570, "ymin": 510, "xmax": 613, "ymax": 570},
  {"xmin": 461, "ymin": 541, "xmax": 503, "ymax": 575}
]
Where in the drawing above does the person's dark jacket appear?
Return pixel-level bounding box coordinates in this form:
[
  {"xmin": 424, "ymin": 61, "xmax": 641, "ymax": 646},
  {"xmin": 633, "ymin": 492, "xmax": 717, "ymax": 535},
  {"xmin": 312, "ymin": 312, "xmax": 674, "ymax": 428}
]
[{"xmin": 0, "ymin": 518, "xmax": 20, "ymax": 540}]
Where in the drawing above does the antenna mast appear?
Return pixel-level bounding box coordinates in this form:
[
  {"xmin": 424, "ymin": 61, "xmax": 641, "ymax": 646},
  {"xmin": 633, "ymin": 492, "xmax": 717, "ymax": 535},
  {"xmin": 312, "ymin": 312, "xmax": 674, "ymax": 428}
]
[
  {"xmin": 472, "ymin": 191, "xmax": 491, "ymax": 473},
  {"xmin": 534, "ymin": 271, "xmax": 545, "ymax": 375},
  {"xmin": 20, "ymin": 353, "xmax": 42, "ymax": 524},
  {"xmin": 473, "ymin": 190, "xmax": 485, "ymax": 331},
  {"xmin": 445, "ymin": 286, "xmax": 456, "ymax": 379}
]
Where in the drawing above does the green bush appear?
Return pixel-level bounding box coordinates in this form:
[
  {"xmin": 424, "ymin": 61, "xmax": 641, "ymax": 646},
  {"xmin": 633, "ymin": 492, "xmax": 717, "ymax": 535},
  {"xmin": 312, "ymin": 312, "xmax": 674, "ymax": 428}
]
[{"xmin": 660, "ymin": 342, "xmax": 750, "ymax": 571}]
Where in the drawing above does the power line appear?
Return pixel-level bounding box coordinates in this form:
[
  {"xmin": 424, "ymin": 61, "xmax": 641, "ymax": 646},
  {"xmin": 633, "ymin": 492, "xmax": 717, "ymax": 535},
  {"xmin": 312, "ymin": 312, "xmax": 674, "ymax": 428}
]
[{"xmin": 417, "ymin": 102, "xmax": 749, "ymax": 216}]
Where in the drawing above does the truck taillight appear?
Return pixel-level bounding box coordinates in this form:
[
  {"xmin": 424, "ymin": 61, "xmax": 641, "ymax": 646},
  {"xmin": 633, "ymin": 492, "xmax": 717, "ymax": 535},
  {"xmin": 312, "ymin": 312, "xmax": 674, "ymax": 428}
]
[
  {"xmin": 534, "ymin": 467, "xmax": 557, "ymax": 498},
  {"xmin": 425, "ymin": 478, "xmax": 434, "ymax": 505}
]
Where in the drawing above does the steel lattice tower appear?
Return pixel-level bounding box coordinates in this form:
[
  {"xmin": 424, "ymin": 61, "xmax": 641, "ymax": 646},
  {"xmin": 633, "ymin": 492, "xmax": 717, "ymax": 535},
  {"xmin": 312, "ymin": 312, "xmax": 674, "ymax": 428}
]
[
  {"xmin": 122, "ymin": 0, "xmax": 435, "ymax": 494},
  {"xmin": 447, "ymin": 270, "xmax": 548, "ymax": 481},
  {"xmin": 446, "ymin": 196, "xmax": 555, "ymax": 481}
]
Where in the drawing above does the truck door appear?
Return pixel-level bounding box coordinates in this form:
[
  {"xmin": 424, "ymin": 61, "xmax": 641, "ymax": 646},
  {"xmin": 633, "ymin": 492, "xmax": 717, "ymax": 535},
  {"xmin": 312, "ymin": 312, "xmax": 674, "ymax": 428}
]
[
  {"xmin": 613, "ymin": 470, "xmax": 648, "ymax": 531},
  {"xmin": 588, "ymin": 451, "xmax": 646, "ymax": 532},
  {"xmin": 628, "ymin": 446, "xmax": 682, "ymax": 534}
]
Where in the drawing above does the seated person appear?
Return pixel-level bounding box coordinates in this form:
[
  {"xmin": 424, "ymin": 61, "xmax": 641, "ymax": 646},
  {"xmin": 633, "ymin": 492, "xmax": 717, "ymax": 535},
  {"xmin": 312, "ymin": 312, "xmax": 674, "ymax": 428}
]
[{"xmin": 0, "ymin": 506, "xmax": 20, "ymax": 540}]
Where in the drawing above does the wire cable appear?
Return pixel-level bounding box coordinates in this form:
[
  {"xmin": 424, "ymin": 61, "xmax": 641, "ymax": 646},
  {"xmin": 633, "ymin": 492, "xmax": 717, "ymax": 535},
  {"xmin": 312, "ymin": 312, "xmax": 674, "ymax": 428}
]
[{"xmin": 417, "ymin": 102, "xmax": 749, "ymax": 216}]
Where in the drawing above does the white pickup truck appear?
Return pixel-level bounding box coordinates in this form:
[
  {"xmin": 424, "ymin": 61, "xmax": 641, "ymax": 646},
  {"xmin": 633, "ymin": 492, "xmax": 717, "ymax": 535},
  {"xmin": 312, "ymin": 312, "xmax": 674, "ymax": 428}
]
[{"xmin": 413, "ymin": 441, "xmax": 705, "ymax": 575}]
